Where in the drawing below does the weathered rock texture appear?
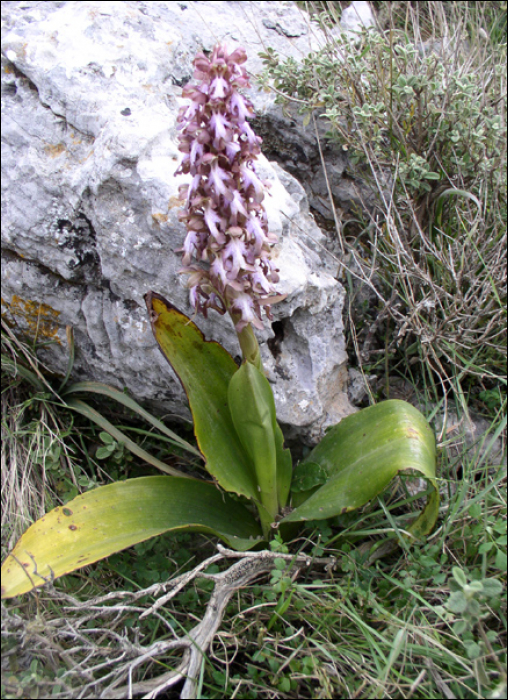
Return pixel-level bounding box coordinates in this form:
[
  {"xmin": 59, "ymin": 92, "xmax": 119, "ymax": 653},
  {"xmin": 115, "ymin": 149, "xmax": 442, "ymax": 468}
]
[{"xmin": 1, "ymin": 0, "xmax": 357, "ymax": 441}]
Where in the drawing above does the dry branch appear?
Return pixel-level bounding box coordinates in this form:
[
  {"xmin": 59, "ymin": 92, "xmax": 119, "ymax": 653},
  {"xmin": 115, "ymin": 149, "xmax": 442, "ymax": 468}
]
[{"xmin": 2, "ymin": 544, "xmax": 336, "ymax": 700}]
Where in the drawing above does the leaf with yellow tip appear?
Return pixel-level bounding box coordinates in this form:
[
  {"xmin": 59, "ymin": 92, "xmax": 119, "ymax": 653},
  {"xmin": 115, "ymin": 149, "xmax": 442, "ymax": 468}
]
[{"xmin": 1, "ymin": 476, "xmax": 263, "ymax": 599}]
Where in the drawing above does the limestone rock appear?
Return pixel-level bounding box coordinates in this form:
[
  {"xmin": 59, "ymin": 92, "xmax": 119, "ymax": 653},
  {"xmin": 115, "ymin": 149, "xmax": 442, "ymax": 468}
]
[
  {"xmin": 340, "ymin": 0, "xmax": 376, "ymax": 37},
  {"xmin": 1, "ymin": 0, "xmax": 356, "ymax": 441}
]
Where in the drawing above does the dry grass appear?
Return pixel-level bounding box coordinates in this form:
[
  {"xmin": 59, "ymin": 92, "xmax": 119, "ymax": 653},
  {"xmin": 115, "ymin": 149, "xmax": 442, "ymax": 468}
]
[{"xmin": 269, "ymin": 0, "xmax": 507, "ymax": 396}]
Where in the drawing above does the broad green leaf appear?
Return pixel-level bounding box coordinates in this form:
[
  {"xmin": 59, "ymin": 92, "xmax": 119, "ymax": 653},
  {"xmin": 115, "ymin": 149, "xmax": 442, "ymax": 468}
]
[
  {"xmin": 228, "ymin": 362, "xmax": 292, "ymax": 511},
  {"xmin": 282, "ymin": 400, "xmax": 439, "ymax": 539},
  {"xmin": 228, "ymin": 363, "xmax": 291, "ymax": 530},
  {"xmin": 145, "ymin": 293, "xmax": 258, "ymax": 500},
  {"xmin": 1, "ymin": 476, "xmax": 263, "ymax": 599},
  {"xmin": 228, "ymin": 362, "xmax": 278, "ymax": 524}
]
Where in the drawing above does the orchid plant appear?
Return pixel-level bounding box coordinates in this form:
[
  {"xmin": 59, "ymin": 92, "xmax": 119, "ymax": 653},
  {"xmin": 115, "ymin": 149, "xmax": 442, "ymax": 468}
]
[{"xmin": 1, "ymin": 45, "xmax": 439, "ymax": 601}]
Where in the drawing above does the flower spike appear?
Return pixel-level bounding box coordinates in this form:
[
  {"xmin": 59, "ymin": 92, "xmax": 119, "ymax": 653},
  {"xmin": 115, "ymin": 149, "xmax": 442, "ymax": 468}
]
[{"xmin": 176, "ymin": 43, "xmax": 284, "ymax": 332}]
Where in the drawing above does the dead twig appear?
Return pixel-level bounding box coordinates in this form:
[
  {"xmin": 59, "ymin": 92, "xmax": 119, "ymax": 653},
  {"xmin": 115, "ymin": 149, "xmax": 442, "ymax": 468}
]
[{"xmin": 2, "ymin": 544, "xmax": 336, "ymax": 700}]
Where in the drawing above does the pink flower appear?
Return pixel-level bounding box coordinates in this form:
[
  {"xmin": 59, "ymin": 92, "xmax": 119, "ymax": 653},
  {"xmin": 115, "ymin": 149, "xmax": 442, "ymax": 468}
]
[
  {"xmin": 175, "ymin": 43, "xmax": 285, "ymax": 330},
  {"xmin": 225, "ymin": 139, "xmax": 241, "ymax": 161},
  {"xmin": 240, "ymin": 163, "xmax": 265, "ymax": 199},
  {"xmin": 209, "ymin": 162, "xmax": 231, "ymax": 196},
  {"xmin": 187, "ymin": 174, "xmax": 201, "ymax": 202},
  {"xmin": 223, "ymin": 237, "xmax": 249, "ymax": 279},
  {"xmin": 229, "ymin": 191, "xmax": 248, "ymax": 220},
  {"xmin": 210, "ymin": 254, "xmax": 229, "ymax": 288},
  {"xmin": 181, "ymin": 230, "xmax": 201, "ymax": 265},
  {"xmin": 246, "ymin": 216, "xmax": 268, "ymax": 253},
  {"xmin": 229, "ymin": 92, "xmax": 252, "ymax": 122},
  {"xmin": 210, "ymin": 76, "xmax": 229, "ymax": 99},
  {"xmin": 190, "ymin": 139, "xmax": 204, "ymax": 166},
  {"xmin": 240, "ymin": 121, "xmax": 261, "ymax": 148},
  {"xmin": 210, "ymin": 112, "xmax": 231, "ymax": 141},
  {"xmin": 250, "ymin": 267, "xmax": 273, "ymax": 295},
  {"xmin": 230, "ymin": 293, "xmax": 264, "ymax": 332},
  {"xmin": 203, "ymin": 204, "xmax": 224, "ymax": 241}
]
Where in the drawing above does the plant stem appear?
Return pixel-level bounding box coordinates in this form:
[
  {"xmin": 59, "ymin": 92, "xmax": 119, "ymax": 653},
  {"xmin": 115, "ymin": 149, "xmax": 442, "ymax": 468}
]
[
  {"xmin": 257, "ymin": 502, "xmax": 275, "ymax": 540},
  {"xmin": 236, "ymin": 323, "xmax": 263, "ymax": 370}
]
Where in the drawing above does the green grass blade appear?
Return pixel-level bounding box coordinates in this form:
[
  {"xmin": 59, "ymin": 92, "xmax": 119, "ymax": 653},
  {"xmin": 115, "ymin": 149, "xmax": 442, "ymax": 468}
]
[
  {"xmin": 1, "ymin": 355, "xmax": 46, "ymax": 391},
  {"xmin": 65, "ymin": 398, "xmax": 193, "ymax": 478},
  {"xmin": 63, "ymin": 380, "xmax": 202, "ymax": 458}
]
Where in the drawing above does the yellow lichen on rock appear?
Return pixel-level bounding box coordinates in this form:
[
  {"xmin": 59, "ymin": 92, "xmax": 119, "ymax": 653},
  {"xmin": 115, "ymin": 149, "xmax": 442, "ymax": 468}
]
[{"xmin": 2, "ymin": 295, "xmax": 62, "ymax": 344}]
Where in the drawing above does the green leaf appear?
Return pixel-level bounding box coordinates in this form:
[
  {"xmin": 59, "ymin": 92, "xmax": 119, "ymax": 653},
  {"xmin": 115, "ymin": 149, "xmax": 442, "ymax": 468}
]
[
  {"xmin": 145, "ymin": 293, "xmax": 258, "ymax": 501},
  {"xmin": 453, "ymin": 619, "xmax": 469, "ymax": 635},
  {"xmin": 275, "ymin": 425, "xmax": 292, "ymax": 511},
  {"xmin": 62, "ymin": 380, "xmax": 201, "ymax": 458},
  {"xmin": 281, "ymin": 400, "xmax": 439, "ymax": 540},
  {"xmin": 228, "ymin": 362, "xmax": 292, "ymax": 530},
  {"xmin": 452, "ymin": 566, "xmax": 468, "ymax": 589},
  {"xmin": 495, "ymin": 549, "xmax": 507, "ymax": 571},
  {"xmin": 478, "ymin": 542, "xmax": 494, "ymax": 554},
  {"xmin": 95, "ymin": 445, "xmax": 115, "ymax": 459},
  {"xmin": 228, "ymin": 362, "xmax": 278, "ymax": 525},
  {"xmin": 465, "ymin": 641, "xmax": 482, "ymax": 660},
  {"xmin": 482, "ymin": 578, "xmax": 503, "ymax": 598},
  {"xmin": 291, "ymin": 461, "xmax": 328, "ymax": 493},
  {"xmin": 66, "ymin": 398, "xmax": 191, "ymax": 478},
  {"xmin": 447, "ymin": 591, "xmax": 468, "ymax": 614},
  {"xmin": 1, "ymin": 476, "xmax": 263, "ymax": 599}
]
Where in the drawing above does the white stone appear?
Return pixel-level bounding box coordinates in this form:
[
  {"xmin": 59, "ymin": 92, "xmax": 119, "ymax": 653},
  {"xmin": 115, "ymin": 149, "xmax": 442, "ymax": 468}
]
[
  {"xmin": 340, "ymin": 1, "xmax": 376, "ymax": 36},
  {"xmin": 1, "ymin": 0, "xmax": 356, "ymax": 441}
]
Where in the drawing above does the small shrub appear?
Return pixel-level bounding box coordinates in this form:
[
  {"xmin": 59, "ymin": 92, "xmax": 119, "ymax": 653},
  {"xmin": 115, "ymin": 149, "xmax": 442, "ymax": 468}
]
[{"xmin": 260, "ymin": 2, "xmax": 507, "ymax": 390}]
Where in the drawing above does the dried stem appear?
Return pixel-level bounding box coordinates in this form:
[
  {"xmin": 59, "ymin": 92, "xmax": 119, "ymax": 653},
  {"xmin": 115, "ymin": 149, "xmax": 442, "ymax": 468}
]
[{"xmin": 2, "ymin": 545, "xmax": 336, "ymax": 700}]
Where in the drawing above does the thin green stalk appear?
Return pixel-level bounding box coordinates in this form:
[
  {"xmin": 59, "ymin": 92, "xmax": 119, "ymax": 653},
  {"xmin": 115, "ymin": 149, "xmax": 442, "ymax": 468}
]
[{"xmin": 236, "ymin": 323, "xmax": 262, "ymax": 370}]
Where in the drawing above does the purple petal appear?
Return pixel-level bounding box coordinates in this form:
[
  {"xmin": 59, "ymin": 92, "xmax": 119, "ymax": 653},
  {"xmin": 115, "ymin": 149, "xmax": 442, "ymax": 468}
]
[
  {"xmin": 204, "ymin": 204, "xmax": 223, "ymax": 239},
  {"xmin": 246, "ymin": 216, "xmax": 269, "ymax": 252},
  {"xmin": 241, "ymin": 164, "xmax": 265, "ymax": 198},
  {"xmin": 240, "ymin": 121, "xmax": 262, "ymax": 148},
  {"xmin": 230, "ymin": 191, "xmax": 248, "ymax": 219},
  {"xmin": 223, "ymin": 237, "xmax": 248, "ymax": 279},
  {"xmin": 210, "ymin": 76, "xmax": 229, "ymax": 99},
  {"xmin": 250, "ymin": 267, "xmax": 274, "ymax": 295},
  {"xmin": 209, "ymin": 112, "xmax": 231, "ymax": 141},
  {"xmin": 190, "ymin": 139, "xmax": 204, "ymax": 166},
  {"xmin": 229, "ymin": 92, "xmax": 252, "ymax": 122},
  {"xmin": 231, "ymin": 293, "xmax": 264, "ymax": 332},
  {"xmin": 225, "ymin": 139, "xmax": 241, "ymax": 161},
  {"xmin": 181, "ymin": 230, "xmax": 201, "ymax": 265},
  {"xmin": 210, "ymin": 255, "xmax": 229, "ymax": 288},
  {"xmin": 210, "ymin": 162, "xmax": 231, "ymax": 196}
]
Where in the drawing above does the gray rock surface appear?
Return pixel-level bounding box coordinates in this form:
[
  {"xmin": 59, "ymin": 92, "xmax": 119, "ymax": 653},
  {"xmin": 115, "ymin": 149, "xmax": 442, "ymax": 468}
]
[
  {"xmin": 1, "ymin": 0, "xmax": 356, "ymax": 441},
  {"xmin": 340, "ymin": 0, "xmax": 375, "ymax": 37}
]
